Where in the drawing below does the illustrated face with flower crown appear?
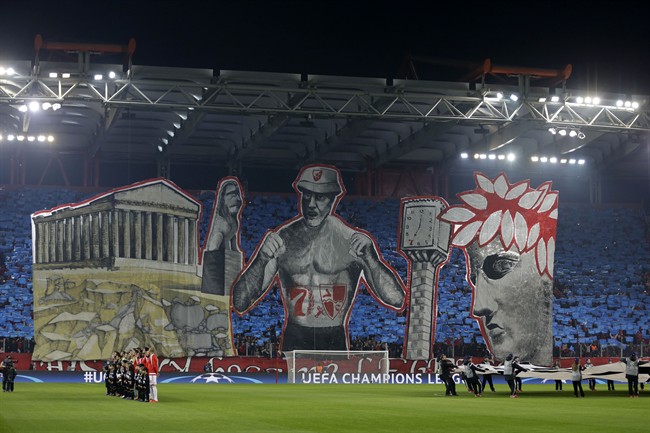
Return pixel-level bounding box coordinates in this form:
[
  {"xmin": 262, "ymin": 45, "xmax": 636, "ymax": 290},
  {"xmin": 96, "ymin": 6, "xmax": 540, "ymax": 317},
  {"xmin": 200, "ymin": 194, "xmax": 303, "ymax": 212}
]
[{"xmin": 440, "ymin": 172, "xmax": 558, "ymax": 365}]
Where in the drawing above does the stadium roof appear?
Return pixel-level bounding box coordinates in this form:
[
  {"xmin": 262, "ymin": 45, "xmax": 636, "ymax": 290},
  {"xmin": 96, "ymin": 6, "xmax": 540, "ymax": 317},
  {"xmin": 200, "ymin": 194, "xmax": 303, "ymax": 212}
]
[{"xmin": 1, "ymin": 52, "xmax": 648, "ymax": 184}]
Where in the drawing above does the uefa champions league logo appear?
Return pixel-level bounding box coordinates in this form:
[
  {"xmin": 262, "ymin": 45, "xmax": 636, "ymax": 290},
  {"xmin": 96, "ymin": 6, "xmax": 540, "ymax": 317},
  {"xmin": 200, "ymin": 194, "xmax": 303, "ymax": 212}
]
[{"xmin": 191, "ymin": 373, "xmax": 235, "ymax": 384}]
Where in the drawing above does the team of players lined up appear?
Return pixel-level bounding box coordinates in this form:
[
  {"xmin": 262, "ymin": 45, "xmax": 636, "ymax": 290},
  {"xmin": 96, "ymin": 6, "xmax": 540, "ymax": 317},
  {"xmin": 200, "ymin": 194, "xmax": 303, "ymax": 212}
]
[{"xmin": 103, "ymin": 347, "xmax": 159, "ymax": 403}]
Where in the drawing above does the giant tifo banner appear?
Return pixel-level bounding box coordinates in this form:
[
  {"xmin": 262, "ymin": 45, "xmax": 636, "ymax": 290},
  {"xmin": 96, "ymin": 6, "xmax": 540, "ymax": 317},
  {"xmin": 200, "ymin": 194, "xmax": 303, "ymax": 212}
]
[{"xmin": 31, "ymin": 166, "xmax": 557, "ymax": 366}]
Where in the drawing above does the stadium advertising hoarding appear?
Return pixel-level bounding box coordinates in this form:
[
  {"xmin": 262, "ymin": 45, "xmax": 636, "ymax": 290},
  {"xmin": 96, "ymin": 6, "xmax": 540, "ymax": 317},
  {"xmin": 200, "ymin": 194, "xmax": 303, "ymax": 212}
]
[{"xmin": 7, "ymin": 370, "xmax": 545, "ymax": 385}]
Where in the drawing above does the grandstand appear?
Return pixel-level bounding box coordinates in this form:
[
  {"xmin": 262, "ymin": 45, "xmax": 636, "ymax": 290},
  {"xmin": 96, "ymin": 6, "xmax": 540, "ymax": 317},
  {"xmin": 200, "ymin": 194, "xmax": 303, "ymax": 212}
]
[
  {"xmin": 0, "ymin": 34, "xmax": 649, "ymax": 366},
  {"xmin": 1, "ymin": 186, "xmax": 648, "ymax": 359}
]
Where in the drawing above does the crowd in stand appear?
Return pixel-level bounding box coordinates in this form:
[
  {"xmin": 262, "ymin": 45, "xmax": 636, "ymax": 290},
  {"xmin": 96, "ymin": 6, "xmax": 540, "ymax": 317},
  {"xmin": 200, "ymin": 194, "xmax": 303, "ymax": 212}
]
[{"xmin": 0, "ymin": 336, "xmax": 34, "ymax": 353}]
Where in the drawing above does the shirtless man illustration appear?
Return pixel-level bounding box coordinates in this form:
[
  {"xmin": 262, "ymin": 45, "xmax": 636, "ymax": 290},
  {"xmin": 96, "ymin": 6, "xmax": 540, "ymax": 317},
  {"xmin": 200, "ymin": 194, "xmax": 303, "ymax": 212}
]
[{"xmin": 232, "ymin": 164, "xmax": 406, "ymax": 352}]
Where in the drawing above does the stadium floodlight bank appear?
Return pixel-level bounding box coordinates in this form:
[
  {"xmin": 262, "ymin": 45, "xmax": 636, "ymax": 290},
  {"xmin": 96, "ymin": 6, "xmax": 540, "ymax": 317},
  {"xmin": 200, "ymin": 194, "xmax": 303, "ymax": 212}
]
[{"xmin": 286, "ymin": 350, "xmax": 390, "ymax": 384}]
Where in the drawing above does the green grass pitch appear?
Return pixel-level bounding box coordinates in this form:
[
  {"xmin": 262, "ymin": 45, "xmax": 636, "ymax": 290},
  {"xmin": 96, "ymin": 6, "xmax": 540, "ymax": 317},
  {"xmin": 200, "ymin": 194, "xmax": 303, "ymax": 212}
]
[{"xmin": 0, "ymin": 383, "xmax": 648, "ymax": 433}]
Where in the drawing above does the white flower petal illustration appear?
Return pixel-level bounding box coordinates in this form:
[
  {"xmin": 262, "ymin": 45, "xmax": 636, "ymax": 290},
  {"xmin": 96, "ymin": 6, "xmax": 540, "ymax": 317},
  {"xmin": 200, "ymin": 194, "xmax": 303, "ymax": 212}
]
[
  {"xmin": 549, "ymin": 208, "xmax": 558, "ymax": 219},
  {"xmin": 536, "ymin": 238, "xmax": 547, "ymax": 275},
  {"xmin": 514, "ymin": 212, "xmax": 528, "ymax": 250},
  {"xmin": 547, "ymin": 237, "xmax": 556, "ymax": 276},
  {"xmin": 505, "ymin": 182, "xmax": 528, "ymax": 200},
  {"xmin": 459, "ymin": 193, "xmax": 487, "ymax": 210},
  {"xmin": 493, "ymin": 174, "xmax": 508, "ymax": 198},
  {"xmin": 539, "ymin": 193, "xmax": 558, "ymax": 212},
  {"xmin": 440, "ymin": 207, "xmax": 476, "ymax": 223},
  {"xmin": 451, "ymin": 221, "xmax": 482, "ymax": 247},
  {"xmin": 501, "ymin": 210, "xmax": 514, "ymax": 247},
  {"xmin": 518, "ymin": 190, "xmax": 542, "ymax": 209},
  {"xmin": 526, "ymin": 223, "xmax": 540, "ymax": 249},
  {"xmin": 476, "ymin": 174, "xmax": 494, "ymax": 193},
  {"xmin": 479, "ymin": 210, "xmax": 503, "ymax": 245}
]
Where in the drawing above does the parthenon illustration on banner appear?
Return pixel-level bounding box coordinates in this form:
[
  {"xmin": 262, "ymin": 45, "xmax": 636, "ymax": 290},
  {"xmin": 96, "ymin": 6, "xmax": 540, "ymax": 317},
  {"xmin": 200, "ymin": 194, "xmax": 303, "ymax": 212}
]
[{"xmin": 31, "ymin": 178, "xmax": 236, "ymax": 361}]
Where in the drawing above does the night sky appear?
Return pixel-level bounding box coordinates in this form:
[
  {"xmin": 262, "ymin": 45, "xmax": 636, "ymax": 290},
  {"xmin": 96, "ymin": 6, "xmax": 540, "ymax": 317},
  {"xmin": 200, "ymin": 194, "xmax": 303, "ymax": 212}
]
[{"xmin": 1, "ymin": 0, "xmax": 649, "ymax": 94}]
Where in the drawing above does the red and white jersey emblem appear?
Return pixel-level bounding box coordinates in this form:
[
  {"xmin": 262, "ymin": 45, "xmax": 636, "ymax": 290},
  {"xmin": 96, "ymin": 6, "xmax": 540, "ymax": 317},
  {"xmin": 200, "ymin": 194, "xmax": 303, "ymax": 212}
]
[{"xmin": 320, "ymin": 285, "xmax": 346, "ymax": 319}]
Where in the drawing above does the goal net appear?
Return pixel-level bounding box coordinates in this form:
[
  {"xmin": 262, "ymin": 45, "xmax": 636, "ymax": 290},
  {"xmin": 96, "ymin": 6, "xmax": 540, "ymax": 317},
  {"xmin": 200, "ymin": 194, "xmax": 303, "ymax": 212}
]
[{"xmin": 285, "ymin": 350, "xmax": 390, "ymax": 384}]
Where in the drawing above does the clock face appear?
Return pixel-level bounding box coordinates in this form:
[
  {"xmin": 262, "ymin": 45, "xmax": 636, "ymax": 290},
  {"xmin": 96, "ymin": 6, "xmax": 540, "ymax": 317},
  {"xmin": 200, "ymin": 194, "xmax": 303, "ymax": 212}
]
[{"xmin": 401, "ymin": 205, "xmax": 436, "ymax": 249}]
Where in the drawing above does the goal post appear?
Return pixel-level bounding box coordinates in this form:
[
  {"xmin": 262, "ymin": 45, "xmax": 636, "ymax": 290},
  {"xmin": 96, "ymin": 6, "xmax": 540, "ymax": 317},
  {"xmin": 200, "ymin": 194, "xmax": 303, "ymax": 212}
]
[{"xmin": 285, "ymin": 350, "xmax": 390, "ymax": 384}]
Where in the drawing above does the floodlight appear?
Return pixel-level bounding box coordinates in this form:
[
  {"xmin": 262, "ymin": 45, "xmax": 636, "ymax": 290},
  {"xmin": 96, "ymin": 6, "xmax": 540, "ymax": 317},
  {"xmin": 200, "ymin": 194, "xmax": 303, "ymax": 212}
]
[
  {"xmin": 624, "ymin": 101, "xmax": 631, "ymax": 108},
  {"xmin": 29, "ymin": 101, "xmax": 40, "ymax": 112},
  {"xmin": 157, "ymin": 145, "xmax": 164, "ymax": 152},
  {"xmin": 108, "ymin": 71, "xmax": 116, "ymax": 79},
  {"xmin": 631, "ymin": 102, "xmax": 639, "ymax": 109},
  {"xmin": 576, "ymin": 96, "xmax": 584, "ymax": 104},
  {"xmin": 497, "ymin": 154, "xmax": 505, "ymax": 160},
  {"xmin": 592, "ymin": 97, "xmax": 600, "ymax": 104},
  {"xmin": 161, "ymin": 138, "xmax": 169, "ymax": 145},
  {"xmin": 616, "ymin": 100, "xmax": 624, "ymax": 107},
  {"xmin": 18, "ymin": 105, "xmax": 28, "ymax": 113},
  {"xmin": 47, "ymin": 135, "xmax": 54, "ymax": 142},
  {"xmin": 488, "ymin": 154, "xmax": 496, "ymax": 160},
  {"xmin": 479, "ymin": 154, "xmax": 487, "ymax": 159},
  {"xmin": 531, "ymin": 156, "xmax": 539, "ymax": 162},
  {"xmin": 27, "ymin": 136, "xmax": 35, "ymax": 142},
  {"xmin": 558, "ymin": 129, "xmax": 567, "ymax": 136},
  {"xmin": 578, "ymin": 159, "xmax": 585, "ymax": 165},
  {"xmin": 538, "ymin": 97, "xmax": 547, "ymax": 102},
  {"xmin": 49, "ymin": 72, "xmax": 58, "ymax": 78},
  {"xmin": 569, "ymin": 130, "xmax": 578, "ymax": 137},
  {"xmin": 7, "ymin": 134, "xmax": 15, "ymax": 141},
  {"xmin": 37, "ymin": 135, "xmax": 46, "ymax": 142},
  {"xmin": 551, "ymin": 95, "xmax": 560, "ymax": 102},
  {"xmin": 52, "ymin": 103, "xmax": 62, "ymax": 111},
  {"xmin": 549, "ymin": 127, "xmax": 557, "ymax": 135},
  {"xmin": 94, "ymin": 74, "xmax": 103, "ymax": 80},
  {"xmin": 17, "ymin": 135, "xmax": 25, "ymax": 141},
  {"xmin": 42, "ymin": 102, "xmax": 51, "ymax": 110},
  {"xmin": 540, "ymin": 156, "xmax": 548, "ymax": 163},
  {"xmin": 509, "ymin": 94, "xmax": 519, "ymax": 102},
  {"xmin": 560, "ymin": 159, "xmax": 567, "ymax": 164},
  {"xmin": 585, "ymin": 97, "xmax": 592, "ymax": 104},
  {"xmin": 61, "ymin": 73, "xmax": 71, "ymax": 78},
  {"xmin": 569, "ymin": 159, "xmax": 576, "ymax": 164},
  {"xmin": 460, "ymin": 152, "xmax": 468, "ymax": 159},
  {"xmin": 506, "ymin": 153, "xmax": 515, "ymax": 161},
  {"xmin": 549, "ymin": 157, "xmax": 558, "ymax": 163},
  {"xmin": 474, "ymin": 153, "xmax": 480, "ymax": 159},
  {"xmin": 577, "ymin": 131, "xmax": 586, "ymax": 140},
  {"xmin": 496, "ymin": 92, "xmax": 504, "ymax": 99}
]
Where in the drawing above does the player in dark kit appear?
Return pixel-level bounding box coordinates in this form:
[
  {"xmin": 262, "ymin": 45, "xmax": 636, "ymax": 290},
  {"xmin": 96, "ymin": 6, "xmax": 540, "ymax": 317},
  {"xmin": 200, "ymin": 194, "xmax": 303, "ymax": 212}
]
[
  {"xmin": 121, "ymin": 360, "xmax": 135, "ymax": 400},
  {"xmin": 136, "ymin": 364, "xmax": 150, "ymax": 402},
  {"xmin": 105, "ymin": 364, "xmax": 117, "ymax": 396}
]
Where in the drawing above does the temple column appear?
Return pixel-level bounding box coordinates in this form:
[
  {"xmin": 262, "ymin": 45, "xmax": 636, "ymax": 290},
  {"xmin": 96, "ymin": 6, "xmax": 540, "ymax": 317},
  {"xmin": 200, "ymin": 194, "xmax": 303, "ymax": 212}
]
[
  {"xmin": 156, "ymin": 213, "xmax": 163, "ymax": 261},
  {"xmin": 144, "ymin": 212, "xmax": 153, "ymax": 260},
  {"xmin": 134, "ymin": 211, "xmax": 142, "ymax": 259},
  {"xmin": 65, "ymin": 217, "xmax": 73, "ymax": 261},
  {"xmin": 100, "ymin": 211, "xmax": 110, "ymax": 258}
]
